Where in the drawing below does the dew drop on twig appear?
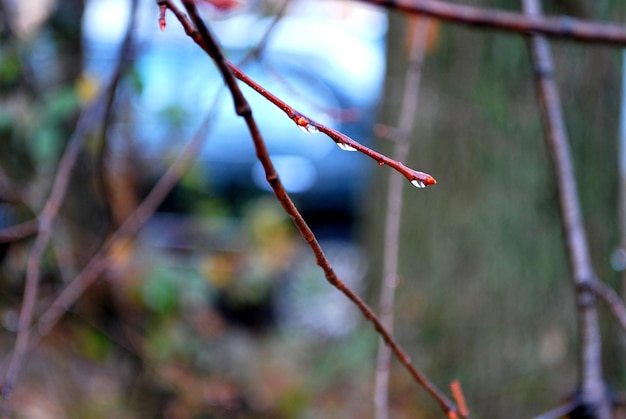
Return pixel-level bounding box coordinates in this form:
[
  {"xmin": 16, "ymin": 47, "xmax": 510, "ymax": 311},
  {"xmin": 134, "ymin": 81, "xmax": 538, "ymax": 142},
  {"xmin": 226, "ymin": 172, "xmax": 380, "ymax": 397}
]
[
  {"xmin": 298, "ymin": 124, "xmax": 319, "ymax": 134},
  {"xmin": 336, "ymin": 142, "xmax": 357, "ymax": 152},
  {"xmin": 411, "ymin": 179, "xmax": 426, "ymax": 188},
  {"xmin": 294, "ymin": 116, "xmax": 318, "ymax": 134}
]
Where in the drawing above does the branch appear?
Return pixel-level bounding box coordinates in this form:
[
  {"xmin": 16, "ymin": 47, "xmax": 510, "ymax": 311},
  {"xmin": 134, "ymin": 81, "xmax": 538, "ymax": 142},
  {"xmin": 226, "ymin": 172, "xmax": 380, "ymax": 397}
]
[
  {"xmin": 96, "ymin": 0, "xmax": 139, "ymax": 229},
  {"xmin": 1, "ymin": 2, "xmax": 138, "ymax": 413},
  {"xmin": 356, "ymin": 0, "xmax": 626, "ymax": 46},
  {"xmin": 587, "ymin": 280, "xmax": 626, "ymax": 334},
  {"xmin": 159, "ymin": 0, "xmax": 436, "ymax": 189},
  {"xmin": 0, "ymin": 220, "xmax": 38, "ymax": 244},
  {"xmin": 36, "ymin": 100, "xmax": 212, "ymax": 339},
  {"xmin": 523, "ymin": 0, "xmax": 611, "ymax": 417},
  {"xmin": 532, "ymin": 399, "xmax": 579, "ymax": 419},
  {"xmin": 173, "ymin": 1, "xmax": 461, "ymax": 417},
  {"xmin": 1, "ymin": 88, "xmax": 106, "ymax": 416},
  {"xmin": 375, "ymin": 17, "xmax": 431, "ymax": 419}
]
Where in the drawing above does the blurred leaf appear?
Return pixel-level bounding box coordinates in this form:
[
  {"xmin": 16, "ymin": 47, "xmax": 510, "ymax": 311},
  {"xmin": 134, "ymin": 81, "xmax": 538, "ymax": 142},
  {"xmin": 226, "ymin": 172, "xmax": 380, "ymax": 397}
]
[
  {"xmin": 0, "ymin": 49, "xmax": 21, "ymax": 86},
  {"xmin": 142, "ymin": 267, "xmax": 180, "ymax": 313},
  {"xmin": 75, "ymin": 72, "xmax": 101, "ymax": 105},
  {"xmin": 74, "ymin": 325, "xmax": 112, "ymax": 363}
]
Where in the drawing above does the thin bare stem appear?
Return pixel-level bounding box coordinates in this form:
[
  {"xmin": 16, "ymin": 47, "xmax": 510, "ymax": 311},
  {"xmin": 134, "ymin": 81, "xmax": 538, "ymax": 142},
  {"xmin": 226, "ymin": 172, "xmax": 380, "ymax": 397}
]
[
  {"xmin": 96, "ymin": 0, "xmax": 139, "ymax": 229},
  {"xmin": 36, "ymin": 104, "xmax": 211, "ymax": 338},
  {"xmin": 159, "ymin": 0, "xmax": 436, "ymax": 188},
  {"xmin": 588, "ymin": 280, "xmax": 626, "ymax": 334},
  {"xmin": 0, "ymin": 86, "xmax": 219, "ymax": 387},
  {"xmin": 357, "ymin": 0, "xmax": 626, "ymax": 46},
  {"xmin": 1, "ymin": 5, "xmax": 138, "ymax": 413},
  {"xmin": 532, "ymin": 399, "xmax": 579, "ymax": 419},
  {"xmin": 374, "ymin": 17, "xmax": 430, "ymax": 419},
  {"xmin": 174, "ymin": 1, "xmax": 459, "ymax": 416},
  {"xmin": 523, "ymin": 0, "xmax": 610, "ymax": 417},
  {"xmin": 450, "ymin": 381, "xmax": 470, "ymax": 418},
  {"xmin": 0, "ymin": 220, "xmax": 38, "ymax": 244},
  {"xmin": 1, "ymin": 94, "xmax": 105, "ymax": 416}
]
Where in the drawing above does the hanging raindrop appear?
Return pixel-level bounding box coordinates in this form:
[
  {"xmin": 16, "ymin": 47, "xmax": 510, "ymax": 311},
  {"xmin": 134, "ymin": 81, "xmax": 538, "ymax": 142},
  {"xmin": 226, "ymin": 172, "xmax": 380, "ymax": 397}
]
[
  {"xmin": 411, "ymin": 179, "xmax": 426, "ymax": 188},
  {"xmin": 295, "ymin": 116, "xmax": 318, "ymax": 134},
  {"xmin": 298, "ymin": 124, "xmax": 319, "ymax": 134},
  {"xmin": 336, "ymin": 142, "xmax": 357, "ymax": 152}
]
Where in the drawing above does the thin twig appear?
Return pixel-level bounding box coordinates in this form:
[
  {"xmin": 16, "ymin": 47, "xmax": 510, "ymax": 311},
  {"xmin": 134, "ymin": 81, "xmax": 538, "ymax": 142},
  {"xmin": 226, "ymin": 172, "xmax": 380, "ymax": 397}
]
[
  {"xmin": 523, "ymin": 0, "xmax": 611, "ymax": 417},
  {"xmin": 588, "ymin": 279, "xmax": 626, "ymax": 334},
  {"xmin": 532, "ymin": 399, "xmax": 579, "ymax": 419},
  {"xmin": 96, "ymin": 0, "xmax": 139, "ymax": 229},
  {"xmin": 1, "ymin": 3, "xmax": 138, "ymax": 414},
  {"xmin": 450, "ymin": 381, "xmax": 470, "ymax": 418},
  {"xmin": 237, "ymin": 0, "xmax": 290, "ymax": 68},
  {"xmin": 175, "ymin": 2, "xmax": 460, "ymax": 417},
  {"xmin": 0, "ymin": 105, "xmax": 216, "ymax": 382},
  {"xmin": 357, "ymin": 0, "xmax": 626, "ymax": 46},
  {"xmin": 36, "ymin": 102, "xmax": 212, "ymax": 338},
  {"xmin": 0, "ymin": 220, "xmax": 38, "ymax": 244},
  {"xmin": 159, "ymin": 0, "xmax": 436, "ymax": 188},
  {"xmin": 374, "ymin": 17, "xmax": 431, "ymax": 419},
  {"xmin": 1, "ymin": 91, "xmax": 106, "ymax": 417}
]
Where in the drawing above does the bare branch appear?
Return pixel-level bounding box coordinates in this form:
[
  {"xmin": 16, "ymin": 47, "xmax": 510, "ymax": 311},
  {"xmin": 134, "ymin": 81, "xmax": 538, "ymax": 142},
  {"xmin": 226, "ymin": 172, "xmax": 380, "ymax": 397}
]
[
  {"xmin": 2, "ymin": 87, "xmax": 106, "ymax": 416},
  {"xmin": 375, "ymin": 16, "xmax": 431, "ymax": 419},
  {"xmin": 1, "ymin": 2, "xmax": 138, "ymax": 413},
  {"xmin": 0, "ymin": 220, "xmax": 38, "ymax": 244},
  {"xmin": 160, "ymin": 0, "xmax": 436, "ymax": 189},
  {"xmin": 587, "ymin": 280, "xmax": 626, "ymax": 334},
  {"xmin": 532, "ymin": 399, "xmax": 579, "ymax": 419},
  {"xmin": 174, "ymin": 1, "xmax": 462, "ymax": 416},
  {"xmin": 523, "ymin": 0, "xmax": 611, "ymax": 417},
  {"xmin": 96, "ymin": 0, "xmax": 140, "ymax": 229},
  {"xmin": 36, "ymin": 101, "xmax": 212, "ymax": 339},
  {"xmin": 450, "ymin": 380, "xmax": 470, "ymax": 419},
  {"xmin": 357, "ymin": 0, "xmax": 626, "ymax": 46}
]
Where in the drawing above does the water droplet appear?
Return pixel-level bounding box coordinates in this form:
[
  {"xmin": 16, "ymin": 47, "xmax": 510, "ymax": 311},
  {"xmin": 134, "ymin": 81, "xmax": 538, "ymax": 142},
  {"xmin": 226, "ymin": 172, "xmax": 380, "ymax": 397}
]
[
  {"xmin": 298, "ymin": 124, "xmax": 318, "ymax": 134},
  {"xmin": 379, "ymin": 161, "xmax": 385, "ymax": 166},
  {"xmin": 411, "ymin": 179, "xmax": 426, "ymax": 188},
  {"xmin": 336, "ymin": 142, "xmax": 357, "ymax": 152},
  {"xmin": 294, "ymin": 116, "xmax": 318, "ymax": 134}
]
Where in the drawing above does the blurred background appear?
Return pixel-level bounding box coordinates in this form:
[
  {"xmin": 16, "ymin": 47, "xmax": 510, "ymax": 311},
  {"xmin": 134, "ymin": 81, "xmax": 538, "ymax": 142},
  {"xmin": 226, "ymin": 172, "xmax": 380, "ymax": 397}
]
[{"xmin": 0, "ymin": 0, "xmax": 626, "ymax": 417}]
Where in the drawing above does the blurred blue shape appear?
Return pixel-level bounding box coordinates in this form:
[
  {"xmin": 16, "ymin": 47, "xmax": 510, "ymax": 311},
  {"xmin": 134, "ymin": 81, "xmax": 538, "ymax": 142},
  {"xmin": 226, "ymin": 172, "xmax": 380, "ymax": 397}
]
[{"xmin": 82, "ymin": 0, "xmax": 386, "ymax": 216}]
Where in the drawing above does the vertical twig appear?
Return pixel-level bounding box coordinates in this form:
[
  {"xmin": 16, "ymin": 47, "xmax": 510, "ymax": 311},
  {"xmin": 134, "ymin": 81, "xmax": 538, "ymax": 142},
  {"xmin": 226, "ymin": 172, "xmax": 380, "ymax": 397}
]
[
  {"xmin": 1, "ymin": 94, "xmax": 105, "ymax": 416},
  {"xmin": 374, "ymin": 17, "xmax": 431, "ymax": 419},
  {"xmin": 96, "ymin": 0, "xmax": 139, "ymax": 229},
  {"xmin": 523, "ymin": 0, "xmax": 611, "ymax": 417}
]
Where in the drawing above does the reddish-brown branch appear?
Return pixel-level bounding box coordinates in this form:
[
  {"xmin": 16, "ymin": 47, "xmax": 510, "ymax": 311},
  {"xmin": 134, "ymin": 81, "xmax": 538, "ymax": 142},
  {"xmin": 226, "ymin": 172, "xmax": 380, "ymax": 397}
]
[
  {"xmin": 159, "ymin": 0, "xmax": 436, "ymax": 189},
  {"xmin": 450, "ymin": 380, "xmax": 470, "ymax": 418},
  {"xmin": 523, "ymin": 0, "xmax": 611, "ymax": 417},
  {"xmin": 174, "ymin": 1, "xmax": 460, "ymax": 416},
  {"xmin": 358, "ymin": 0, "xmax": 626, "ymax": 46}
]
